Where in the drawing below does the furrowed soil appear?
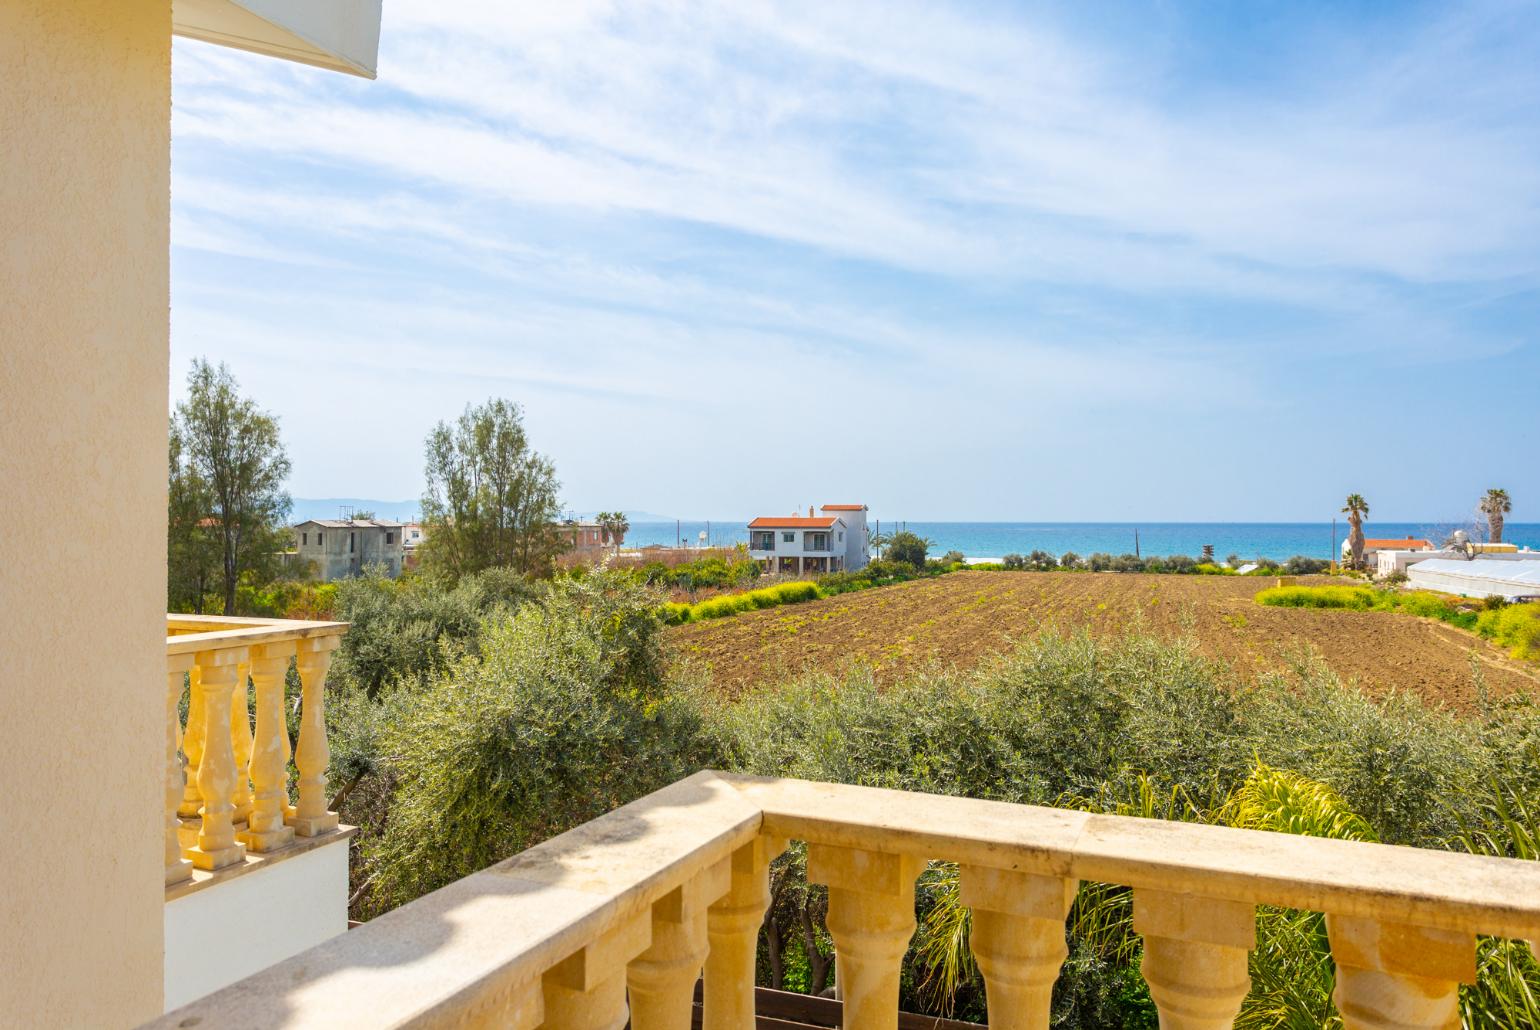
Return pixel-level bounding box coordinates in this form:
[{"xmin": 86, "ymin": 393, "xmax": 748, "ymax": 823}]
[{"xmin": 666, "ymin": 571, "xmax": 1540, "ymax": 709}]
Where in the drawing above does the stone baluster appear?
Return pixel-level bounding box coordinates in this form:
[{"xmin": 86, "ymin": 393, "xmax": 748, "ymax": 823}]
[
  {"xmin": 240, "ymin": 641, "xmax": 297, "ymax": 852},
  {"xmin": 960, "ymin": 866, "xmax": 1075, "ymax": 1029},
  {"xmin": 807, "ymin": 843, "xmax": 922, "ymax": 1030},
  {"xmin": 230, "ymin": 659, "xmax": 254, "ymax": 825},
  {"xmin": 165, "ymin": 653, "xmax": 195, "ymax": 886},
  {"xmin": 177, "ymin": 663, "xmax": 206, "ymax": 819},
  {"xmin": 186, "ymin": 647, "xmax": 249, "ymax": 870},
  {"xmin": 1133, "ymin": 888, "xmax": 1255, "ymax": 1030},
  {"xmin": 289, "ymin": 634, "xmax": 342, "ymax": 836},
  {"xmin": 541, "ymin": 911, "xmax": 652, "ymax": 1030},
  {"xmin": 1328, "ymin": 916, "xmax": 1475, "ymax": 1030},
  {"xmin": 629, "ymin": 857, "xmax": 732, "ymax": 1030},
  {"xmin": 703, "ymin": 835, "xmax": 786, "ymax": 1030}
]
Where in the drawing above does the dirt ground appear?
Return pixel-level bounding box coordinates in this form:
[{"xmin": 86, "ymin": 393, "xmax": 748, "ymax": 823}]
[{"xmin": 665, "ymin": 571, "xmax": 1540, "ymax": 710}]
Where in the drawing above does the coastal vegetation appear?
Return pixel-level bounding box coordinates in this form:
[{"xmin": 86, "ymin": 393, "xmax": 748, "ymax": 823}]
[
  {"xmin": 1342, "ymin": 493, "xmax": 1370, "ymax": 569},
  {"xmin": 318, "ymin": 570, "xmax": 1540, "ymax": 1027},
  {"xmin": 1483, "ymin": 488, "xmax": 1513, "ymax": 543}
]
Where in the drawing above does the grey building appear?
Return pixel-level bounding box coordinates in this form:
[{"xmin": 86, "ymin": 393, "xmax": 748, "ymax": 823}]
[{"xmin": 293, "ymin": 519, "xmax": 405, "ymax": 580}]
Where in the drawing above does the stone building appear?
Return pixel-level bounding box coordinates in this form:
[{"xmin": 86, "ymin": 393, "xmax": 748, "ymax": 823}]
[{"xmin": 294, "ymin": 519, "xmax": 404, "ymax": 580}]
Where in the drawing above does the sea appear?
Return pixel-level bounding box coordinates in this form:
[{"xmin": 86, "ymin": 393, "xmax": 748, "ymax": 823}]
[{"xmin": 625, "ymin": 521, "xmax": 1540, "ymax": 564}]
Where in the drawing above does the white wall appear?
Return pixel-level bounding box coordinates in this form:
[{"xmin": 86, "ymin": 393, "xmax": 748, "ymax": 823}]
[{"xmin": 164, "ymin": 838, "xmax": 350, "ymax": 1010}]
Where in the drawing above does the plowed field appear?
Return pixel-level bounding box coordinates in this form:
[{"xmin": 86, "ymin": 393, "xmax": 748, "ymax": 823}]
[{"xmin": 666, "ymin": 571, "xmax": 1539, "ymax": 709}]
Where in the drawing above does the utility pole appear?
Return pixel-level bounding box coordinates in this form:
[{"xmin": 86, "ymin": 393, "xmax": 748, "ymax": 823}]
[
  {"xmin": 1331, "ymin": 517, "xmax": 1337, "ymax": 572},
  {"xmin": 1134, "ymin": 527, "xmax": 1140, "ymax": 559}
]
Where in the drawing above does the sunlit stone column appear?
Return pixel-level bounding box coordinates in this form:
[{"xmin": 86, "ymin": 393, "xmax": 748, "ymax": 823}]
[
  {"xmin": 177, "ymin": 664, "xmax": 206, "ymax": 819},
  {"xmin": 961, "ymin": 866, "xmax": 1075, "ymax": 1029},
  {"xmin": 1328, "ymin": 916, "xmax": 1475, "ymax": 1030},
  {"xmin": 186, "ymin": 648, "xmax": 248, "ymax": 870},
  {"xmin": 240, "ymin": 641, "xmax": 297, "ymax": 852},
  {"xmin": 542, "ymin": 911, "xmax": 652, "ymax": 1030},
  {"xmin": 629, "ymin": 858, "xmax": 731, "ymax": 1030},
  {"xmin": 1134, "ymin": 888, "xmax": 1254, "ymax": 1030},
  {"xmin": 229, "ymin": 659, "xmax": 254, "ymax": 825},
  {"xmin": 290, "ymin": 635, "xmax": 342, "ymax": 836},
  {"xmin": 165, "ymin": 653, "xmax": 195, "ymax": 886},
  {"xmin": 704, "ymin": 835, "xmax": 786, "ymax": 1030},
  {"xmin": 808, "ymin": 843, "xmax": 922, "ymax": 1030}
]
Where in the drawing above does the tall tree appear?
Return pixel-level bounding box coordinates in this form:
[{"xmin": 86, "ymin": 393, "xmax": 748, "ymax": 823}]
[
  {"xmin": 1341, "ymin": 493, "xmax": 1370, "ymax": 570},
  {"xmin": 1480, "ymin": 488, "xmax": 1512, "ymax": 543},
  {"xmin": 172, "ymin": 359, "xmax": 293, "ymax": 614},
  {"xmin": 420, "ymin": 399, "xmax": 563, "ymax": 580},
  {"xmin": 596, "ymin": 511, "xmax": 630, "ymax": 555},
  {"xmin": 167, "ymin": 424, "xmax": 220, "ymax": 612}
]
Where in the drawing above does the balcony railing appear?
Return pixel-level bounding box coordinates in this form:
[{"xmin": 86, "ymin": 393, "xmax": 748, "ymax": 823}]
[
  {"xmin": 165, "ymin": 615, "xmax": 348, "ymax": 891},
  {"xmin": 149, "ymin": 770, "xmax": 1540, "ymax": 1028},
  {"xmin": 750, "ymin": 536, "xmax": 777, "ymax": 552}
]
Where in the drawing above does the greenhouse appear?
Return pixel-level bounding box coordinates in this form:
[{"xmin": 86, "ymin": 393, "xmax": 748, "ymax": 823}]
[{"xmin": 1407, "ymin": 557, "xmax": 1540, "ymax": 600}]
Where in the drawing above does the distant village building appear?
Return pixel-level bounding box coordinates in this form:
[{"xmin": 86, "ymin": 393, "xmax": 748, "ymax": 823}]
[
  {"xmin": 556, "ymin": 520, "xmax": 624, "ymax": 554},
  {"xmin": 1343, "ymin": 535, "xmax": 1431, "ymax": 569},
  {"xmin": 747, "ymin": 503, "xmax": 870, "ymax": 576},
  {"xmin": 294, "ymin": 519, "xmax": 404, "ymax": 580},
  {"xmin": 401, "ymin": 522, "xmax": 426, "ymax": 554}
]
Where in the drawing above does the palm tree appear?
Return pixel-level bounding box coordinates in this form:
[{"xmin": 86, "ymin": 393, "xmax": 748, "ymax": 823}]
[
  {"xmin": 1481, "ymin": 488, "xmax": 1512, "ymax": 544},
  {"xmin": 1342, "ymin": 494, "xmax": 1369, "ymax": 570},
  {"xmin": 596, "ymin": 510, "xmax": 629, "ymax": 555}
]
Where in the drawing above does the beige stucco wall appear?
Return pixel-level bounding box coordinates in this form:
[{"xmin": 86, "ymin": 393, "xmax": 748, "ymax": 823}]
[{"xmin": 0, "ymin": 1, "xmax": 170, "ymax": 1023}]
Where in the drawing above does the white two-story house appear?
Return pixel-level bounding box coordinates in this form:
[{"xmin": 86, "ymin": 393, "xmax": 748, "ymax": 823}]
[{"xmin": 747, "ymin": 504, "xmax": 870, "ymax": 575}]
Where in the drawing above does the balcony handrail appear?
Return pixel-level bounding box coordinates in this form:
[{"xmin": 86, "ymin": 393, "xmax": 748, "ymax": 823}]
[
  {"xmin": 148, "ymin": 771, "xmax": 1540, "ymax": 1028},
  {"xmin": 167, "ymin": 614, "xmax": 349, "ymax": 655},
  {"xmin": 165, "ymin": 613, "xmax": 349, "ymax": 893}
]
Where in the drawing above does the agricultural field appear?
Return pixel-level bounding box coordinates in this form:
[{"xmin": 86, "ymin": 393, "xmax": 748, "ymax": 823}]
[{"xmin": 666, "ymin": 570, "xmax": 1540, "ymax": 709}]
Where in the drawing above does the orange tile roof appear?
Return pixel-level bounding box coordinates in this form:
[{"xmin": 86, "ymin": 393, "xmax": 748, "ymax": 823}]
[
  {"xmin": 749, "ymin": 516, "xmax": 839, "ymax": 529},
  {"xmin": 1364, "ymin": 537, "xmax": 1432, "ymax": 550},
  {"xmin": 821, "ymin": 504, "xmax": 867, "ymax": 511}
]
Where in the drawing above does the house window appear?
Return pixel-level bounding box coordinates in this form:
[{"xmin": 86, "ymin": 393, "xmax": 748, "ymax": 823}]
[
  {"xmin": 783, "ymin": 531, "xmax": 794, "ymax": 543},
  {"xmin": 301, "ymin": 532, "xmax": 308, "ymax": 546},
  {"xmin": 839, "ymin": 531, "xmax": 843, "ymax": 541},
  {"xmin": 386, "ymin": 532, "xmax": 395, "ymax": 544},
  {"xmin": 317, "ymin": 533, "xmax": 323, "ymax": 545},
  {"xmin": 350, "ymin": 532, "xmax": 355, "ymax": 553}
]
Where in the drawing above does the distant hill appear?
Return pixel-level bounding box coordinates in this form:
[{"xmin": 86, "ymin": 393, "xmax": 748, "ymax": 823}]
[
  {"xmin": 293, "ymin": 500, "xmax": 680, "ymax": 525},
  {"xmin": 291, "ymin": 497, "xmax": 421, "ymax": 523}
]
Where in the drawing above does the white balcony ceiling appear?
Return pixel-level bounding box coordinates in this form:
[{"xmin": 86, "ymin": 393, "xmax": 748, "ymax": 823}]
[{"xmin": 173, "ymin": 0, "xmax": 380, "ymax": 78}]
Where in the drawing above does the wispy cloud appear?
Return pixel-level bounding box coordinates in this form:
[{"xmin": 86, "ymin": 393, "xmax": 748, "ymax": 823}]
[{"xmin": 169, "ymin": 0, "xmax": 1540, "ymax": 517}]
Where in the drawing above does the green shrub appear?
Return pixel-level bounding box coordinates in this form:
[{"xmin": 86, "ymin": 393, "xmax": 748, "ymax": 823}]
[
  {"xmin": 359, "ymin": 573, "xmax": 700, "ymax": 914},
  {"xmin": 1478, "ymin": 604, "xmax": 1540, "ymax": 661},
  {"xmin": 886, "ymin": 531, "xmax": 930, "ymax": 569},
  {"xmin": 1256, "ymin": 585, "xmax": 1376, "ymax": 610},
  {"xmin": 1002, "ymin": 553, "xmax": 1026, "ymax": 570}
]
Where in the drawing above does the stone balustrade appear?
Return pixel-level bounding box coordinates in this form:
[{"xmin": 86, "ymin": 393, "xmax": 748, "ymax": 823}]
[
  {"xmin": 165, "ymin": 615, "xmax": 348, "ymax": 890},
  {"xmin": 148, "ymin": 771, "xmax": 1540, "ymax": 1029}
]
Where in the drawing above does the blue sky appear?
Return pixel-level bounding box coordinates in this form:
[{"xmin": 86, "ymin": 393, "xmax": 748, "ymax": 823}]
[{"xmin": 170, "ymin": 0, "xmax": 1539, "ymax": 522}]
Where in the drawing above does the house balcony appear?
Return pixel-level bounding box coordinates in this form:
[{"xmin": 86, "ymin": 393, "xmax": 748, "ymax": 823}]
[
  {"xmin": 164, "ymin": 614, "xmax": 352, "ymax": 1009},
  {"xmin": 749, "ymin": 535, "xmax": 777, "ymax": 552},
  {"xmin": 150, "ymin": 770, "xmax": 1540, "ymax": 1028}
]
